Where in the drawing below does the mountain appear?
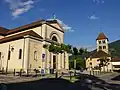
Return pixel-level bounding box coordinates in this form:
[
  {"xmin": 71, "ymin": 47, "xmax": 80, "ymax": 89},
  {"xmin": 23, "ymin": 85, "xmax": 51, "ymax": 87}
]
[{"xmin": 109, "ymin": 40, "xmax": 120, "ymax": 58}]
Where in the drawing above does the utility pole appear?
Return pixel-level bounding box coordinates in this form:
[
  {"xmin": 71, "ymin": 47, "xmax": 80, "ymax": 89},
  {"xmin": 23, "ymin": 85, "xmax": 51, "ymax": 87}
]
[
  {"xmin": 74, "ymin": 59, "xmax": 76, "ymax": 69},
  {"xmin": 74, "ymin": 59, "xmax": 76, "ymax": 77}
]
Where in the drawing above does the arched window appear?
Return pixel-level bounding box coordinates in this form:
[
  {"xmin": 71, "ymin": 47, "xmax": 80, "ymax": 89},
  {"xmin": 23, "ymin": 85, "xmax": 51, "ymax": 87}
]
[
  {"xmin": 8, "ymin": 51, "xmax": 11, "ymax": 60},
  {"xmin": 34, "ymin": 51, "xmax": 37, "ymax": 61},
  {"xmin": 0, "ymin": 52, "xmax": 1, "ymax": 60},
  {"xmin": 102, "ymin": 40, "xmax": 106, "ymax": 44},
  {"xmin": 103, "ymin": 46, "xmax": 106, "ymax": 49},
  {"xmin": 19, "ymin": 49, "xmax": 22, "ymax": 59},
  {"xmin": 52, "ymin": 36, "xmax": 58, "ymax": 42},
  {"xmin": 99, "ymin": 46, "xmax": 102, "ymax": 50}
]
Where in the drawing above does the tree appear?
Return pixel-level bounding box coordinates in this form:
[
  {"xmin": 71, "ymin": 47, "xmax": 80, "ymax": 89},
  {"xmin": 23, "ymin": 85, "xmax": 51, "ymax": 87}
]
[
  {"xmin": 76, "ymin": 57, "xmax": 85, "ymax": 70},
  {"xmin": 79, "ymin": 48, "xmax": 84, "ymax": 55},
  {"xmin": 43, "ymin": 42, "xmax": 71, "ymax": 78},
  {"xmin": 69, "ymin": 47, "xmax": 88, "ymax": 70},
  {"xmin": 73, "ymin": 47, "xmax": 78, "ymax": 55},
  {"xmin": 99, "ymin": 57, "xmax": 110, "ymax": 72},
  {"xmin": 79, "ymin": 48, "xmax": 88, "ymax": 55}
]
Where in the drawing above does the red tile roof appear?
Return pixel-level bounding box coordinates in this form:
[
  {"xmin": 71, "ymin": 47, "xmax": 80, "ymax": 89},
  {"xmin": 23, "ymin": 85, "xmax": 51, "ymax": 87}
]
[
  {"xmin": 0, "ymin": 19, "xmax": 64, "ymax": 36},
  {"xmin": 96, "ymin": 32, "xmax": 108, "ymax": 40},
  {"xmin": 6, "ymin": 20, "xmax": 44, "ymax": 35},
  {"xmin": 111, "ymin": 58, "xmax": 120, "ymax": 62},
  {"xmin": 91, "ymin": 50, "xmax": 110, "ymax": 58},
  {"xmin": 0, "ymin": 30, "xmax": 43, "ymax": 44},
  {"xmin": 0, "ymin": 27, "xmax": 9, "ymax": 35}
]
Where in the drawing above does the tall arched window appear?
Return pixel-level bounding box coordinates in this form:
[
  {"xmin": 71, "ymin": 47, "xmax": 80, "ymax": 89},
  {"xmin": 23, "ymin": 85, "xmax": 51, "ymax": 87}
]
[
  {"xmin": 52, "ymin": 36, "xmax": 58, "ymax": 42},
  {"xmin": 34, "ymin": 51, "xmax": 37, "ymax": 61},
  {"xmin": 19, "ymin": 49, "xmax": 22, "ymax": 59},
  {"xmin": 0, "ymin": 52, "xmax": 1, "ymax": 60},
  {"xmin": 8, "ymin": 51, "xmax": 11, "ymax": 60}
]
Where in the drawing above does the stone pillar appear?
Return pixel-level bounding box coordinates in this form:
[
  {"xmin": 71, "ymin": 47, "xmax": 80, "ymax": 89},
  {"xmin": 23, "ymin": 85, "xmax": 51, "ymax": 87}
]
[{"xmin": 23, "ymin": 37, "xmax": 30, "ymax": 72}]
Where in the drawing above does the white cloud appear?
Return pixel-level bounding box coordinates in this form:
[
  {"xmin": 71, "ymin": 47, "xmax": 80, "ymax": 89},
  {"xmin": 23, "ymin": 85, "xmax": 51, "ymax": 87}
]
[
  {"xmin": 75, "ymin": 44, "xmax": 96, "ymax": 51},
  {"xmin": 47, "ymin": 19, "xmax": 74, "ymax": 32},
  {"xmin": 57, "ymin": 19, "xmax": 74, "ymax": 32},
  {"xmin": 93, "ymin": 0, "xmax": 105, "ymax": 4},
  {"xmin": 5, "ymin": 0, "xmax": 35, "ymax": 18},
  {"xmin": 89, "ymin": 14, "xmax": 99, "ymax": 20}
]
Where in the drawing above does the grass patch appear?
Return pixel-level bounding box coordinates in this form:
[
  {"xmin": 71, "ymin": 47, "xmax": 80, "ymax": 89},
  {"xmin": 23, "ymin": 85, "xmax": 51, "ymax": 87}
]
[{"xmin": 61, "ymin": 76, "xmax": 78, "ymax": 82}]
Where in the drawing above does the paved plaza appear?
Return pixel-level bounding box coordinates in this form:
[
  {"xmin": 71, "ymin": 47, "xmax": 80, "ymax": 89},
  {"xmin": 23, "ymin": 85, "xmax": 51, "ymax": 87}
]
[{"xmin": 0, "ymin": 72, "xmax": 119, "ymax": 90}]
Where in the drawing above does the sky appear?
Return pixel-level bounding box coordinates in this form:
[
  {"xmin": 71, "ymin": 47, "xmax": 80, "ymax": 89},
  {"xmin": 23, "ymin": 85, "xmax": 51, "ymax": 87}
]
[{"xmin": 0, "ymin": 0, "xmax": 120, "ymax": 51}]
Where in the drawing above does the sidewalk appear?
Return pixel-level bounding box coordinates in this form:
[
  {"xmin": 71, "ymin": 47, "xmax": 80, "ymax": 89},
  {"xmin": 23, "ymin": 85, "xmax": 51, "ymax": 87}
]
[{"xmin": 98, "ymin": 72, "xmax": 120, "ymax": 84}]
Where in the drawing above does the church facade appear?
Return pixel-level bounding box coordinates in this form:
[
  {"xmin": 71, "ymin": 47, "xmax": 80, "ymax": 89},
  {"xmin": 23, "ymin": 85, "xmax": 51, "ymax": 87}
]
[
  {"xmin": 86, "ymin": 32, "xmax": 113, "ymax": 72},
  {"xmin": 0, "ymin": 20, "xmax": 69, "ymax": 73}
]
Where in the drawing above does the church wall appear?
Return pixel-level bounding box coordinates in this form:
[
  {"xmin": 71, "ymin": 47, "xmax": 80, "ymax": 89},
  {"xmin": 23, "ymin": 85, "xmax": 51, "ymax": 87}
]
[
  {"xmin": 46, "ymin": 24, "xmax": 64, "ymax": 43},
  {"xmin": 0, "ymin": 39, "xmax": 24, "ymax": 71},
  {"xmin": 96, "ymin": 39, "xmax": 108, "ymax": 53},
  {"xmin": 5, "ymin": 25, "xmax": 42, "ymax": 37},
  {"xmin": 44, "ymin": 24, "xmax": 69, "ymax": 70},
  {"xmin": 28, "ymin": 38, "xmax": 43, "ymax": 70},
  {"xmin": 86, "ymin": 57, "xmax": 100, "ymax": 69},
  {"xmin": 86, "ymin": 57, "xmax": 112, "ymax": 72},
  {"xmin": 50, "ymin": 23, "xmax": 62, "ymax": 31},
  {"xmin": 5, "ymin": 30, "xmax": 30, "ymax": 37},
  {"xmin": 0, "ymin": 21, "xmax": 69, "ymax": 72}
]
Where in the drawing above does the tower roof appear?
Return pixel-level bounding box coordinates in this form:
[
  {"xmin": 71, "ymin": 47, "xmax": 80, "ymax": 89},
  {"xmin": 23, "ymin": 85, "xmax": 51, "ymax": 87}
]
[{"xmin": 96, "ymin": 32, "xmax": 108, "ymax": 40}]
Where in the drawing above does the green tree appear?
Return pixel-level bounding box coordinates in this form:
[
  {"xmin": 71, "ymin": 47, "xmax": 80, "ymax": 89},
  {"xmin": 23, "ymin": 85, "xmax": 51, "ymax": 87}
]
[
  {"xmin": 79, "ymin": 48, "xmax": 88, "ymax": 55},
  {"xmin": 79, "ymin": 48, "xmax": 84, "ymax": 55},
  {"xmin": 76, "ymin": 57, "xmax": 85, "ymax": 69},
  {"xmin": 73, "ymin": 47, "xmax": 78, "ymax": 55},
  {"xmin": 69, "ymin": 47, "xmax": 88, "ymax": 70},
  {"xmin": 99, "ymin": 57, "xmax": 110, "ymax": 72},
  {"xmin": 43, "ymin": 42, "xmax": 71, "ymax": 78}
]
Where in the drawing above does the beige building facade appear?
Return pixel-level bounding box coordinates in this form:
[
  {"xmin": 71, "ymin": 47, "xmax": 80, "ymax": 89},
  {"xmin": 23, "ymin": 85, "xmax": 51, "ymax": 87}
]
[
  {"xmin": 86, "ymin": 32, "xmax": 113, "ymax": 72},
  {"xmin": 0, "ymin": 20, "xmax": 69, "ymax": 73}
]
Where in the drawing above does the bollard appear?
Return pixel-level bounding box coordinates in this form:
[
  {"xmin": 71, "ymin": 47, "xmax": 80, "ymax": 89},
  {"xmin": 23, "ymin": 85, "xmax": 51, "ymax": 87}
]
[
  {"xmin": 55, "ymin": 72, "xmax": 58, "ymax": 78},
  {"xmin": 27, "ymin": 69, "xmax": 29, "ymax": 77},
  {"xmin": 34, "ymin": 69, "xmax": 37, "ymax": 77},
  {"xmin": 74, "ymin": 70, "xmax": 76, "ymax": 78},
  {"xmin": 19, "ymin": 69, "xmax": 22, "ymax": 77},
  {"xmin": 69, "ymin": 71, "xmax": 72, "ymax": 81},
  {"xmin": 93, "ymin": 70, "xmax": 94, "ymax": 76},
  {"xmin": 90, "ymin": 71, "xmax": 91, "ymax": 75},
  {"xmin": 2, "ymin": 68, "xmax": 4, "ymax": 74},
  {"xmin": 13, "ymin": 69, "xmax": 15, "ymax": 76}
]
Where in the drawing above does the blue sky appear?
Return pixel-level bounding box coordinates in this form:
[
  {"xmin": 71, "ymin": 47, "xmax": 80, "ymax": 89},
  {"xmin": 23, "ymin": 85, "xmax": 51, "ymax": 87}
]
[{"xmin": 0, "ymin": 0, "xmax": 120, "ymax": 51}]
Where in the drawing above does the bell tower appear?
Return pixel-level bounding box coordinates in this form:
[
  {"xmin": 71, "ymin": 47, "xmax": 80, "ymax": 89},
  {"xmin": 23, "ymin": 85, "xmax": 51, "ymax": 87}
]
[{"xmin": 96, "ymin": 32, "xmax": 109, "ymax": 53}]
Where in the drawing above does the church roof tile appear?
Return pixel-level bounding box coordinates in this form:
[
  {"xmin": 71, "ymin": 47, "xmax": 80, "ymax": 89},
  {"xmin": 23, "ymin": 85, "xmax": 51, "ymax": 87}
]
[
  {"xmin": 96, "ymin": 32, "xmax": 108, "ymax": 40},
  {"xmin": 0, "ymin": 30, "xmax": 43, "ymax": 44}
]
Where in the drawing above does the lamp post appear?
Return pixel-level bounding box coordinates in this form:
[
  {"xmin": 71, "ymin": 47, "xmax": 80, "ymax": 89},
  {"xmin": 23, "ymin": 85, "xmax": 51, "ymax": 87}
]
[{"xmin": 74, "ymin": 59, "xmax": 76, "ymax": 77}]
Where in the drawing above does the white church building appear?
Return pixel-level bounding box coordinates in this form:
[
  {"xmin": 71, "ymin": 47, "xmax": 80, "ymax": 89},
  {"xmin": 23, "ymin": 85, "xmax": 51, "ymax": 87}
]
[{"xmin": 0, "ymin": 19, "xmax": 69, "ymax": 73}]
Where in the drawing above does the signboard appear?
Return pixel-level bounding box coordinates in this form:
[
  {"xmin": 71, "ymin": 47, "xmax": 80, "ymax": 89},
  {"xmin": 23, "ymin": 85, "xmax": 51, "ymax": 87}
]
[
  {"xmin": 41, "ymin": 69, "xmax": 45, "ymax": 75},
  {"xmin": 42, "ymin": 54, "xmax": 45, "ymax": 61}
]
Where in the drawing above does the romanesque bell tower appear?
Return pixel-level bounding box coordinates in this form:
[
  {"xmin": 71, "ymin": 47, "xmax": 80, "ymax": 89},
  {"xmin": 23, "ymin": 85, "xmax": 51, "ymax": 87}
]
[{"xmin": 96, "ymin": 32, "xmax": 109, "ymax": 53}]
